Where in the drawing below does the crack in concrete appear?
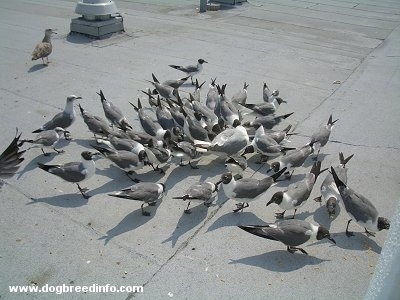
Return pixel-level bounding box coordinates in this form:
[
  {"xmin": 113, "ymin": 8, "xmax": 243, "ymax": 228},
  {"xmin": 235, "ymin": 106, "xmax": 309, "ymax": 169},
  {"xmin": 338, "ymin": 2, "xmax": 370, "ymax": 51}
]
[
  {"xmin": 292, "ymin": 133, "xmax": 400, "ymax": 151},
  {"xmin": 125, "ymin": 200, "xmax": 228, "ymax": 299}
]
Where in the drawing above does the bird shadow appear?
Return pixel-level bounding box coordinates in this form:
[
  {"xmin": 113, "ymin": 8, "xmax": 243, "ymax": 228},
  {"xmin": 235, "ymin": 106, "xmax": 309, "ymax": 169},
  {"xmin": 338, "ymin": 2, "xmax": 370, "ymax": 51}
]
[
  {"xmin": 312, "ymin": 202, "xmax": 342, "ymax": 230},
  {"xmin": 229, "ymin": 250, "xmax": 329, "ymax": 272},
  {"xmin": 324, "ymin": 231, "xmax": 382, "ymax": 254},
  {"xmin": 28, "ymin": 64, "xmax": 47, "ymax": 73},
  {"xmin": 206, "ymin": 211, "xmax": 266, "ymax": 232},
  {"xmin": 17, "ymin": 152, "xmax": 56, "ymax": 179},
  {"xmin": 303, "ymin": 153, "xmax": 329, "ymax": 168},
  {"xmin": 162, "ymin": 202, "xmax": 209, "ymax": 248},
  {"xmin": 99, "ymin": 201, "xmax": 161, "ymax": 245},
  {"xmin": 66, "ymin": 32, "xmax": 95, "ymax": 44},
  {"xmin": 26, "ymin": 192, "xmax": 89, "ymax": 208}
]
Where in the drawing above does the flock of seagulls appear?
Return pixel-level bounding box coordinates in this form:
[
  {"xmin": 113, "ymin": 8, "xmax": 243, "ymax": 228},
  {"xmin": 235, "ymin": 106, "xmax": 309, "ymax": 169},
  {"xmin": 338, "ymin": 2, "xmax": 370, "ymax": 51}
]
[{"xmin": 0, "ymin": 37, "xmax": 392, "ymax": 257}]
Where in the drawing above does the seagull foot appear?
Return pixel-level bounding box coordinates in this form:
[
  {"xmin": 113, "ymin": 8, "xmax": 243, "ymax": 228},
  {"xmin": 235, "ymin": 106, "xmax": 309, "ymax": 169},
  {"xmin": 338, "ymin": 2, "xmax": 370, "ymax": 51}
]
[
  {"xmin": 148, "ymin": 202, "xmax": 156, "ymax": 206},
  {"xmin": 184, "ymin": 209, "xmax": 192, "ymax": 214},
  {"xmin": 346, "ymin": 231, "xmax": 355, "ymax": 237},
  {"xmin": 233, "ymin": 202, "xmax": 249, "ymax": 213},
  {"xmin": 364, "ymin": 229, "xmax": 376, "ymax": 237}
]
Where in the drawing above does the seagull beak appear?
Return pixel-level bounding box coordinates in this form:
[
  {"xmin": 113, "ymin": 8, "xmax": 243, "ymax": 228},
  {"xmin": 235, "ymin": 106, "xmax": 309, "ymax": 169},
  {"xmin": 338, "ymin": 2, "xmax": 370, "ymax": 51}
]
[
  {"xmin": 214, "ymin": 179, "xmax": 223, "ymax": 186},
  {"xmin": 328, "ymin": 237, "xmax": 336, "ymax": 244}
]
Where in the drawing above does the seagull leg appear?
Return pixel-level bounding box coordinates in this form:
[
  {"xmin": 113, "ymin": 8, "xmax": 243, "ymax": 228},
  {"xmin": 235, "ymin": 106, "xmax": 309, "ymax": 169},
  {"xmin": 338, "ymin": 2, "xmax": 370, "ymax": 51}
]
[
  {"xmin": 314, "ymin": 196, "xmax": 322, "ymax": 203},
  {"xmin": 189, "ymin": 160, "xmax": 198, "ymax": 169},
  {"xmin": 345, "ymin": 219, "xmax": 354, "ymax": 237},
  {"xmin": 179, "ymin": 158, "xmax": 187, "ymax": 167},
  {"xmin": 125, "ymin": 171, "xmax": 140, "ymax": 183},
  {"xmin": 291, "ymin": 209, "xmax": 297, "ymax": 219},
  {"xmin": 285, "ymin": 170, "xmax": 294, "ymax": 180},
  {"xmin": 313, "ymin": 149, "xmax": 320, "ymax": 161},
  {"xmin": 77, "ymin": 184, "xmax": 90, "ymax": 199},
  {"xmin": 233, "ymin": 202, "xmax": 249, "ymax": 213},
  {"xmin": 190, "ymin": 76, "xmax": 195, "ymax": 85},
  {"xmin": 41, "ymin": 148, "xmax": 50, "ymax": 156},
  {"xmin": 275, "ymin": 210, "xmax": 286, "ymax": 219},
  {"xmin": 141, "ymin": 203, "xmax": 151, "ymax": 216},
  {"xmin": 364, "ymin": 228, "xmax": 376, "ymax": 237},
  {"xmin": 184, "ymin": 201, "xmax": 192, "ymax": 214},
  {"xmin": 53, "ymin": 147, "xmax": 65, "ymax": 154},
  {"xmin": 287, "ymin": 246, "xmax": 308, "ymax": 255}
]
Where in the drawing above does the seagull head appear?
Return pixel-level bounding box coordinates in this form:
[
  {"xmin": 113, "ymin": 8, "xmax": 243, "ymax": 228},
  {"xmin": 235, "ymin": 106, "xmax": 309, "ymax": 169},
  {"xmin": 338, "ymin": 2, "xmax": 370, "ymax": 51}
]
[
  {"xmin": 67, "ymin": 95, "xmax": 82, "ymax": 102},
  {"xmin": 198, "ymin": 59, "xmax": 208, "ymax": 64},
  {"xmin": 378, "ymin": 217, "xmax": 390, "ymax": 231},
  {"xmin": 266, "ymin": 191, "xmax": 283, "ymax": 206},
  {"xmin": 316, "ymin": 225, "xmax": 336, "ymax": 244},
  {"xmin": 215, "ymin": 172, "xmax": 233, "ymax": 186}
]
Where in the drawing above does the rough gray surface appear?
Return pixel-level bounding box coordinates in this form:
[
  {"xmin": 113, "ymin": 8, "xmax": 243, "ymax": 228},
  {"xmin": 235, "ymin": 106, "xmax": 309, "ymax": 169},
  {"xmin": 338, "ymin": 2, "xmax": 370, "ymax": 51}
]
[{"xmin": 0, "ymin": 0, "xmax": 399, "ymax": 299}]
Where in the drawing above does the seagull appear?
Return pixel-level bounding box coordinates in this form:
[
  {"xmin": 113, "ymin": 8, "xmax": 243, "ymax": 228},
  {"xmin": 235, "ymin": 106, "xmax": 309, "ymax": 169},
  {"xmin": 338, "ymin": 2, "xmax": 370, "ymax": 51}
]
[
  {"xmin": 97, "ymin": 90, "xmax": 132, "ymax": 131},
  {"xmin": 206, "ymin": 77, "xmax": 219, "ymax": 110},
  {"xmin": 243, "ymin": 112, "xmax": 294, "ymax": 130},
  {"xmin": 263, "ymin": 83, "xmax": 279, "ymax": 103},
  {"xmin": 91, "ymin": 144, "xmax": 147, "ymax": 182},
  {"xmin": 148, "ymin": 75, "xmax": 178, "ymax": 100},
  {"xmin": 310, "ymin": 114, "xmax": 338, "ymax": 160},
  {"xmin": 154, "ymin": 96, "xmax": 176, "ymax": 131},
  {"xmin": 32, "ymin": 95, "xmax": 82, "ymax": 137},
  {"xmin": 79, "ymin": 104, "xmax": 111, "ymax": 139},
  {"xmin": 144, "ymin": 139, "xmax": 171, "ymax": 174},
  {"xmin": 267, "ymin": 161, "xmax": 327, "ymax": 219},
  {"xmin": 191, "ymin": 98, "xmax": 220, "ymax": 134},
  {"xmin": 242, "ymin": 125, "xmax": 295, "ymax": 162},
  {"xmin": 330, "ymin": 167, "xmax": 390, "ymax": 237},
  {"xmin": 181, "ymin": 106, "xmax": 212, "ymax": 143},
  {"xmin": 31, "ymin": 29, "xmax": 56, "ymax": 65},
  {"xmin": 169, "ymin": 59, "xmax": 208, "ymax": 85},
  {"xmin": 192, "ymin": 79, "xmax": 206, "ymax": 102},
  {"xmin": 268, "ymin": 141, "xmax": 316, "ymax": 179},
  {"xmin": 231, "ymin": 82, "xmax": 249, "ymax": 106},
  {"xmin": 241, "ymin": 97, "xmax": 286, "ymax": 116},
  {"xmin": 0, "ymin": 130, "xmax": 25, "ymax": 189},
  {"xmin": 195, "ymin": 120, "xmax": 250, "ymax": 158},
  {"xmin": 225, "ymin": 154, "xmax": 247, "ymax": 178},
  {"xmin": 106, "ymin": 134, "xmax": 145, "ymax": 155},
  {"xmin": 108, "ymin": 182, "xmax": 166, "ymax": 216},
  {"xmin": 265, "ymin": 125, "xmax": 295, "ymax": 144},
  {"xmin": 173, "ymin": 181, "xmax": 218, "ymax": 214},
  {"xmin": 216, "ymin": 84, "xmax": 240, "ymax": 126},
  {"xmin": 314, "ymin": 152, "xmax": 354, "ymax": 219},
  {"xmin": 169, "ymin": 140, "xmax": 199, "ymax": 169},
  {"xmin": 216, "ymin": 167, "xmax": 286, "ymax": 212},
  {"xmin": 151, "ymin": 73, "xmax": 190, "ymax": 89},
  {"xmin": 19, "ymin": 127, "xmax": 68, "ymax": 156},
  {"xmin": 37, "ymin": 151, "xmax": 96, "ymax": 199},
  {"xmin": 238, "ymin": 219, "xmax": 336, "ymax": 255},
  {"xmin": 130, "ymin": 99, "xmax": 171, "ymax": 141}
]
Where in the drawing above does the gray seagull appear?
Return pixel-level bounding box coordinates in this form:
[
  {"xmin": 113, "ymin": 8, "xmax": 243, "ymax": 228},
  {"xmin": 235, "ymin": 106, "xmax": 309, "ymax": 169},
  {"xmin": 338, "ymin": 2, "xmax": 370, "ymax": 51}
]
[
  {"xmin": 238, "ymin": 219, "xmax": 336, "ymax": 255},
  {"xmin": 173, "ymin": 181, "xmax": 218, "ymax": 214},
  {"xmin": 314, "ymin": 152, "xmax": 354, "ymax": 219},
  {"xmin": 108, "ymin": 182, "xmax": 166, "ymax": 216},
  {"xmin": 330, "ymin": 167, "xmax": 390, "ymax": 237},
  {"xmin": 33, "ymin": 95, "xmax": 82, "ymax": 138},
  {"xmin": 97, "ymin": 90, "xmax": 132, "ymax": 131},
  {"xmin": 169, "ymin": 58, "xmax": 208, "ymax": 85},
  {"xmin": 267, "ymin": 161, "xmax": 327, "ymax": 219},
  {"xmin": 216, "ymin": 167, "xmax": 287, "ymax": 212},
  {"xmin": 37, "ymin": 151, "xmax": 96, "ymax": 199},
  {"xmin": 20, "ymin": 127, "xmax": 68, "ymax": 156}
]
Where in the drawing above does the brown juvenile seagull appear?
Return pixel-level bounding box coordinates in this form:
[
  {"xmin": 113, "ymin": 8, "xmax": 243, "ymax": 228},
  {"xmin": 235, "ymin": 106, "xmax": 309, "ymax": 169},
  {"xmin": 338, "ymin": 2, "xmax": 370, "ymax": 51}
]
[{"xmin": 31, "ymin": 29, "xmax": 56, "ymax": 65}]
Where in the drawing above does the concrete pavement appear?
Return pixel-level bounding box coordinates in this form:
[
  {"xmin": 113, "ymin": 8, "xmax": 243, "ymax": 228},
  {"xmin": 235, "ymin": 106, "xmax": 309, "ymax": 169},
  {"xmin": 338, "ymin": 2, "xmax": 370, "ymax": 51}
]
[{"xmin": 0, "ymin": 0, "xmax": 399, "ymax": 299}]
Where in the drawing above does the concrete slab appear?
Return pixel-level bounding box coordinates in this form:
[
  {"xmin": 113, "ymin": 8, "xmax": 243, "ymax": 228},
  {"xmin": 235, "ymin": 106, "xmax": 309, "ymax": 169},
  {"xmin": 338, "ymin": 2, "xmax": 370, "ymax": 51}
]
[{"xmin": 0, "ymin": 0, "xmax": 399, "ymax": 299}]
